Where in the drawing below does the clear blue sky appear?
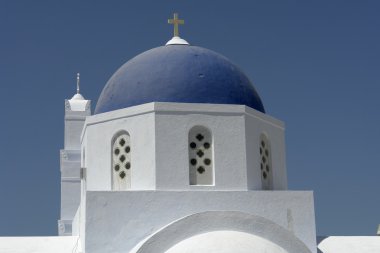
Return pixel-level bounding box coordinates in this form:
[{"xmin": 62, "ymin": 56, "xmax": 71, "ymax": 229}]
[{"xmin": 0, "ymin": 0, "xmax": 379, "ymax": 236}]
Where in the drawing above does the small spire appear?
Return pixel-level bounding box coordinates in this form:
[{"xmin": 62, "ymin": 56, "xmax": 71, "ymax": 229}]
[
  {"xmin": 76, "ymin": 73, "xmax": 80, "ymax": 94},
  {"xmin": 71, "ymin": 73, "xmax": 84, "ymax": 100}
]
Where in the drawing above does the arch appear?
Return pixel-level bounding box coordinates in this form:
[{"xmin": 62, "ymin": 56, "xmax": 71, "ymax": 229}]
[
  {"xmin": 188, "ymin": 126, "xmax": 214, "ymax": 185},
  {"xmin": 131, "ymin": 211, "xmax": 312, "ymax": 253},
  {"xmin": 111, "ymin": 130, "xmax": 131, "ymax": 190},
  {"xmin": 166, "ymin": 231, "xmax": 288, "ymax": 253},
  {"xmin": 260, "ymin": 133, "xmax": 273, "ymax": 190}
]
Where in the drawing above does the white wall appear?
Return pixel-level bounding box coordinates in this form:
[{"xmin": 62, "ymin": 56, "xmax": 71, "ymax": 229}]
[
  {"xmin": 165, "ymin": 231, "xmax": 289, "ymax": 253},
  {"xmin": 81, "ymin": 102, "xmax": 286, "ymax": 191},
  {"xmin": 318, "ymin": 236, "xmax": 380, "ymax": 253},
  {"xmin": 59, "ymin": 98, "xmax": 91, "ymax": 236},
  {"xmin": 82, "ymin": 103, "xmax": 156, "ymax": 191},
  {"xmin": 154, "ymin": 107, "xmax": 247, "ymax": 190},
  {"xmin": 64, "ymin": 99, "xmax": 91, "ymax": 150},
  {"xmin": 244, "ymin": 106, "xmax": 287, "ymax": 190},
  {"xmin": 0, "ymin": 236, "xmax": 81, "ymax": 253},
  {"xmin": 83, "ymin": 190, "xmax": 316, "ymax": 253}
]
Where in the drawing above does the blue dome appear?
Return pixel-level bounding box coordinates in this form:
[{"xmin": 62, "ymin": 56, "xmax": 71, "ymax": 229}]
[{"xmin": 95, "ymin": 45, "xmax": 265, "ymax": 114}]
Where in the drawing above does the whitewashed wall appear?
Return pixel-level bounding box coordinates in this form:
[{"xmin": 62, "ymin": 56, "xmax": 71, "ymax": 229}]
[
  {"xmin": 59, "ymin": 98, "xmax": 90, "ymax": 236},
  {"xmin": 81, "ymin": 102, "xmax": 286, "ymax": 191},
  {"xmin": 83, "ymin": 191, "xmax": 316, "ymax": 253}
]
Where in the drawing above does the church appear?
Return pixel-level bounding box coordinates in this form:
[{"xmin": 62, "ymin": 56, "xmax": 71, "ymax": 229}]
[{"xmin": 0, "ymin": 14, "xmax": 379, "ymax": 253}]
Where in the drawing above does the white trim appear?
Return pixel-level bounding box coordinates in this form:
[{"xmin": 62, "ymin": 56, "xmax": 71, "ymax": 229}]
[{"xmin": 82, "ymin": 102, "xmax": 284, "ymax": 143}]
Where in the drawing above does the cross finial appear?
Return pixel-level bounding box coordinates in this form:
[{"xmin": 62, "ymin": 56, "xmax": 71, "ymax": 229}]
[
  {"xmin": 76, "ymin": 73, "xmax": 80, "ymax": 94},
  {"xmin": 168, "ymin": 13, "xmax": 184, "ymax": 37}
]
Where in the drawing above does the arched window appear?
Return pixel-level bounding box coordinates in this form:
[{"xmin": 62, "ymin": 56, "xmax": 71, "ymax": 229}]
[
  {"xmin": 260, "ymin": 134, "xmax": 273, "ymax": 190},
  {"xmin": 188, "ymin": 126, "xmax": 213, "ymax": 185},
  {"xmin": 112, "ymin": 131, "xmax": 131, "ymax": 190}
]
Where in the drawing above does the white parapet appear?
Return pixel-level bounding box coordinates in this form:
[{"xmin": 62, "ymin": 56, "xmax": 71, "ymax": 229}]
[
  {"xmin": 318, "ymin": 236, "xmax": 380, "ymax": 253},
  {"xmin": 0, "ymin": 236, "xmax": 81, "ymax": 253}
]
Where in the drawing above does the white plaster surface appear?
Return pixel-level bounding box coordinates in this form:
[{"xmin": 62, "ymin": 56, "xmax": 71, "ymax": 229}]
[
  {"xmin": 68, "ymin": 93, "xmax": 89, "ymax": 112},
  {"xmin": 81, "ymin": 102, "xmax": 286, "ymax": 191},
  {"xmin": 0, "ymin": 236, "xmax": 81, "ymax": 253},
  {"xmin": 82, "ymin": 107, "xmax": 156, "ymax": 191},
  {"xmin": 165, "ymin": 231, "xmax": 288, "ymax": 253},
  {"xmin": 245, "ymin": 106, "xmax": 287, "ymax": 190},
  {"xmin": 318, "ymin": 236, "xmax": 380, "ymax": 253},
  {"xmin": 60, "ymin": 97, "xmax": 91, "ymax": 235},
  {"xmin": 72, "ymin": 207, "xmax": 80, "ymax": 236},
  {"xmin": 83, "ymin": 190, "xmax": 316, "ymax": 253},
  {"xmin": 132, "ymin": 211, "xmax": 311, "ymax": 253},
  {"xmin": 65, "ymin": 99, "xmax": 91, "ymax": 150}
]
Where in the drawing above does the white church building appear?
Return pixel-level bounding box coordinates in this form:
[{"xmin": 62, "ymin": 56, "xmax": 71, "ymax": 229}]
[{"xmin": 0, "ymin": 14, "xmax": 379, "ymax": 253}]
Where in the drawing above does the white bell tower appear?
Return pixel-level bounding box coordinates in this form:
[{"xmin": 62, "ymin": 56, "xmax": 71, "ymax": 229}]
[{"xmin": 58, "ymin": 73, "xmax": 91, "ymax": 235}]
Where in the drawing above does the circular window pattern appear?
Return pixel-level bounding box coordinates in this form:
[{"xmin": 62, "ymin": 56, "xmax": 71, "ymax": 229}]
[
  {"xmin": 260, "ymin": 135, "xmax": 272, "ymax": 190},
  {"xmin": 196, "ymin": 134, "xmax": 204, "ymax": 141},
  {"xmin": 197, "ymin": 166, "xmax": 205, "ymax": 174},
  {"xmin": 112, "ymin": 133, "xmax": 131, "ymax": 189},
  {"xmin": 189, "ymin": 127, "xmax": 213, "ymax": 185}
]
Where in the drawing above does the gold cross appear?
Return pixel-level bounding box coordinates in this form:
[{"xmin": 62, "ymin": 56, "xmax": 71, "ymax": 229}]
[{"xmin": 168, "ymin": 13, "xmax": 184, "ymax": 37}]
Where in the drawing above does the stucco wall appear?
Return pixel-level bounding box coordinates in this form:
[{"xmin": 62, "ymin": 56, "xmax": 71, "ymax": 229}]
[
  {"xmin": 82, "ymin": 103, "xmax": 156, "ymax": 191},
  {"xmin": 244, "ymin": 106, "xmax": 287, "ymax": 190},
  {"xmin": 0, "ymin": 236, "xmax": 80, "ymax": 253},
  {"xmin": 81, "ymin": 102, "xmax": 286, "ymax": 191},
  {"xmin": 84, "ymin": 190, "xmax": 316, "ymax": 253},
  {"xmin": 318, "ymin": 236, "xmax": 380, "ymax": 253}
]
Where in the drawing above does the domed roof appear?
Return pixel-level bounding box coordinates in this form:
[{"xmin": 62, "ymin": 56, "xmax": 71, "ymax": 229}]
[{"xmin": 95, "ymin": 45, "xmax": 265, "ymax": 114}]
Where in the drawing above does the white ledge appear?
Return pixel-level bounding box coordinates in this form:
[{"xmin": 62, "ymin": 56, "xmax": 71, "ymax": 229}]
[{"xmin": 166, "ymin": 36, "xmax": 189, "ymax": 45}]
